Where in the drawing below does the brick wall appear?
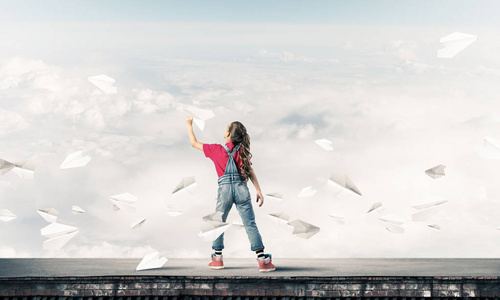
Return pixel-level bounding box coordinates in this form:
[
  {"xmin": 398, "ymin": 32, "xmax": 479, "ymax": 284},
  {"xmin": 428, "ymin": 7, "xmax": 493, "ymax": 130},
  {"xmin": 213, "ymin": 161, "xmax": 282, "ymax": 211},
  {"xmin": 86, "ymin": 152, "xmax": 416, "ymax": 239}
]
[{"xmin": 0, "ymin": 275, "xmax": 499, "ymax": 298}]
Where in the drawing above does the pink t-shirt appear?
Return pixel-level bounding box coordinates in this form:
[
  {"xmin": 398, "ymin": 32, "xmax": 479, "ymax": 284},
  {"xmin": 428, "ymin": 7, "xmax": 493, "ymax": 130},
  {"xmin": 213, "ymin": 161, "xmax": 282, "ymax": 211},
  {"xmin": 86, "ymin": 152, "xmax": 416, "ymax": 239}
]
[{"xmin": 203, "ymin": 142, "xmax": 248, "ymax": 177}]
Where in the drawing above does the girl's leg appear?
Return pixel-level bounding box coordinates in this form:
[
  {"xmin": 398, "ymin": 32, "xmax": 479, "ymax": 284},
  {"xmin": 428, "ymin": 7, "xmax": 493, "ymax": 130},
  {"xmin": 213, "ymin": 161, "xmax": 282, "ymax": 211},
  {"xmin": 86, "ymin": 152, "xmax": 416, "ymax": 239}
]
[
  {"xmin": 234, "ymin": 183, "xmax": 264, "ymax": 251},
  {"xmin": 212, "ymin": 184, "xmax": 234, "ymax": 251}
]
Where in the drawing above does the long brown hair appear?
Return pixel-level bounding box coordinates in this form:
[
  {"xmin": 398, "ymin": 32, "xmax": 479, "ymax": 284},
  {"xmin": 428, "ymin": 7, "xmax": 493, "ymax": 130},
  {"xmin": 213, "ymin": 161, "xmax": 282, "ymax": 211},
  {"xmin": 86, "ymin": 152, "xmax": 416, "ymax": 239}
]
[{"xmin": 228, "ymin": 121, "xmax": 252, "ymax": 182}]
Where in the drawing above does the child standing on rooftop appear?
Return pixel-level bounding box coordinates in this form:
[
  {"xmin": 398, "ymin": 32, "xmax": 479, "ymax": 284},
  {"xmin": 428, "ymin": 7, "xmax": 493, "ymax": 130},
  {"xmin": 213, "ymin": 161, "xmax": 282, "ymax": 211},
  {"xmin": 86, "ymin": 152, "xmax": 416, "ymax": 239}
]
[{"xmin": 186, "ymin": 116, "xmax": 275, "ymax": 272}]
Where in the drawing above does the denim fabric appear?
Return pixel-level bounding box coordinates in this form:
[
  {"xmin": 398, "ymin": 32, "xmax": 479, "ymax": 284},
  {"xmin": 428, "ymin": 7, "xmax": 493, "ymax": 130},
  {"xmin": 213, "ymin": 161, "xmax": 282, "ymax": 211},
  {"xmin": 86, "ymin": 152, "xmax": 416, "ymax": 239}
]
[{"xmin": 212, "ymin": 144, "xmax": 264, "ymax": 251}]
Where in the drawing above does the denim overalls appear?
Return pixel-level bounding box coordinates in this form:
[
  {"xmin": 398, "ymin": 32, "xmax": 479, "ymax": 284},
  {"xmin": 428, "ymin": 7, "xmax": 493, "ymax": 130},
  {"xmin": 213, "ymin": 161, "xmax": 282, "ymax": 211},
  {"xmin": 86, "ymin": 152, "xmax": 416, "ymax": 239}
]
[{"xmin": 212, "ymin": 144, "xmax": 265, "ymax": 251}]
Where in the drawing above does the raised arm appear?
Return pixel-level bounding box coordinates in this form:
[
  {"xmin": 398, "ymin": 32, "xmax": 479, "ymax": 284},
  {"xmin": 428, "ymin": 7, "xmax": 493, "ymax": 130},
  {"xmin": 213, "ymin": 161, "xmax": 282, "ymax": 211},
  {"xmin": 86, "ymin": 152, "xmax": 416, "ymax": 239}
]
[
  {"xmin": 248, "ymin": 166, "xmax": 264, "ymax": 207},
  {"xmin": 186, "ymin": 116, "xmax": 203, "ymax": 151}
]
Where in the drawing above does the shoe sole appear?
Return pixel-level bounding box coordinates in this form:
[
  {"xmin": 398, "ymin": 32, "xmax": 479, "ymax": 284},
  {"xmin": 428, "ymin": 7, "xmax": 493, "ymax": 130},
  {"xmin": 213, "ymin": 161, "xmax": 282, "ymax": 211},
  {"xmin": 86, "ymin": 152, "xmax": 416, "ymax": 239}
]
[
  {"xmin": 259, "ymin": 268, "xmax": 276, "ymax": 272},
  {"xmin": 209, "ymin": 266, "xmax": 224, "ymax": 269}
]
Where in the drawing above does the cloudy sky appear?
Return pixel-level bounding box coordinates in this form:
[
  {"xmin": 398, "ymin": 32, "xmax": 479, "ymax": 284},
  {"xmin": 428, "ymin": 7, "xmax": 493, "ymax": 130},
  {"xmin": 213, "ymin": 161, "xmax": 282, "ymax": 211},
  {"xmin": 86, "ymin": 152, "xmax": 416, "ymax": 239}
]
[{"xmin": 1, "ymin": 0, "xmax": 500, "ymax": 259}]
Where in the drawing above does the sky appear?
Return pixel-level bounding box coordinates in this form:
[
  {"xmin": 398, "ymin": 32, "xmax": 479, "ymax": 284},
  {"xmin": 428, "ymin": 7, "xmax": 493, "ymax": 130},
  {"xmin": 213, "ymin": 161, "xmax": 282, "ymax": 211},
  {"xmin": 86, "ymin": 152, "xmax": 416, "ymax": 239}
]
[{"xmin": 1, "ymin": 1, "xmax": 500, "ymax": 259}]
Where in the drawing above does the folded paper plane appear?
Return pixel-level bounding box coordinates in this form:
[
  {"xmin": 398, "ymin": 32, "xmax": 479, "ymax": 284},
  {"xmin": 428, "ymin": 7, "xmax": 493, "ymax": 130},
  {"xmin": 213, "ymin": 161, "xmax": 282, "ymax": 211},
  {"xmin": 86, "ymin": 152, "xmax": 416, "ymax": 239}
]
[
  {"xmin": 437, "ymin": 32, "xmax": 477, "ymax": 58},
  {"xmin": 199, "ymin": 220, "xmax": 231, "ymax": 241},
  {"xmin": 315, "ymin": 139, "xmax": 334, "ymax": 151},
  {"xmin": 183, "ymin": 105, "xmax": 215, "ymax": 131},
  {"xmin": 71, "ymin": 206, "xmax": 85, "ymax": 215},
  {"xmin": 0, "ymin": 159, "xmax": 15, "ymax": 175},
  {"xmin": 367, "ymin": 202, "xmax": 383, "ymax": 213},
  {"xmin": 328, "ymin": 213, "xmax": 346, "ymax": 225},
  {"xmin": 88, "ymin": 74, "xmax": 117, "ymax": 94},
  {"xmin": 231, "ymin": 219, "xmax": 245, "ymax": 229},
  {"xmin": 411, "ymin": 196, "xmax": 447, "ymax": 210},
  {"xmin": 0, "ymin": 209, "xmax": 16, "ymax": 222},
  {"xmin": 0, "ymin": 158, "xmax": 35, "ymax": 179},
  {"xmin": 378, "ymin": 214, "xmax": 405, "ymax": 225},
  {"xmin": 109, "ymin": 192, "xmax": 137, "ymax": 211},
  {"xmin": 425, "ymin": 165, "xmax": 446, "ymax": 179},
  {"xmin": 202, "ymin": 211, "xmax": 223, "ymax": 222},
  {"xmin": 131, "ymin": 218, "xmax": 146, "ymax": 229},
  {"xmin": 136, "ymin": 252, "xmax": 168, "ymax": 271},
  {"xmin": 167, "ymin": 209, "xmax": 184, "ymax": 217},
  {"xmin": 265, "ymin": 192, "xmax": 283, "ymax": 204},
  {"xmin": 268, "ymin": 212, "xmax": 291, "ymax": 227},
  {"xmin": 60, "ymin": 151, "xmax": 91, "ymax": 169},
  {"xmin": 475, "ymin": 136, "xmax": 500, "ymax": 160},
  {"xmin": 385, "ymin": 223, "xmax": 405, "ymax": 234},
  {"xmin": 328, "ymin": 173, "xmax": 362, "ymax": 196},
  {"xmin": 172, "ymin": 176, "xmax": 196, "ymax": 195},
  {"xmin": 37, "ymin": 208, "xmax": 59, "ymax": 223},
  {"xmin": 412, "ymin": 206, "xmax": 441, "ymax": 222},
  {"xmin": 428, "ymin": 224, "xmax": 441, "ymax": 231},
  {"xmin": 40, "ymin": 222, "xmax": 79, "ymax": 250},
  {"xmin": 287, "ymin": 219, "xmax": 320, "ymax": 239},
  {"xmin": 297, "ymin": 186, "xmax": 317, "ymax": 198}
]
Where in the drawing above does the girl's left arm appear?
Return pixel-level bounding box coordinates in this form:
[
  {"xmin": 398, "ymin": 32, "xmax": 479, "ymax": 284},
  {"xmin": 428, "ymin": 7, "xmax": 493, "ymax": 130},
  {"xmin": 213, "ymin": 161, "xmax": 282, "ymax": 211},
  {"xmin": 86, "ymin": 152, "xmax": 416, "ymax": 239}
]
[
  {"xmin": 186, "ymin": 116, "xmax": 204, "ymax": 151},
  {"xmin": 248, "ymin": 166, "xmax": 264, "ymax": 207}
]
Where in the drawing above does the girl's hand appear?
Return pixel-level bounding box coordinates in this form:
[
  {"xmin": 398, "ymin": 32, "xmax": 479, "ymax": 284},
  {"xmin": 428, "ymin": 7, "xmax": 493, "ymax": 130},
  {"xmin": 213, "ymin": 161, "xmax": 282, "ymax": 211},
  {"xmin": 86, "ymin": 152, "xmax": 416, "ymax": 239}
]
[
  {"xmin": 256, "ymin": 190, "xmax": 264, "ymax": 207},
  {"xmin": 186, "ymin": 115, "xmax": 193, "ymax": 126}
]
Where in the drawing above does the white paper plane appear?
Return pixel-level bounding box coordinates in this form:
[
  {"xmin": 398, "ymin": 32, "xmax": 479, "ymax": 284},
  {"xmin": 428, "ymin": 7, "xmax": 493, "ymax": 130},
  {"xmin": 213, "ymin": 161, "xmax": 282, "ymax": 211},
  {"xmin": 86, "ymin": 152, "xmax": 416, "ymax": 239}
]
[
  {"xmin": 202, "ymin": 211, "xmax": 223, "ymax": 222},
  {"xmin": 199, "ymin": 220, "xmax": 231, "ymax": 241},
  {"xmin": 412, "ymin": 206, "xmax": 442, "ymax": 222},
  {"xmin": 297, "ymin": 186, "xmax": 317, "ymax": 198},
  {"xmin": 0, "ymin": 159, "xmax": 15, "ymax": 175},
  {"xmin": 315, "ymin": 139, "xmax": 334, "ymax": 151},
  {"xmin": 425, "ymin": 165, "xmax": 446, "ymax": 179},
  {"xmin": 37, "ymin": 208, "xmax": 59, "ymax": 223},
  {"xmin": 71, "ymin": 205, "xmax": 85, "ymax": 215},
  {"xmin": 475, "ymin": 136, "xmax": 500, "ymax": 160},
  {"xmin": 0, "ymin": 209, "xmax": 16, "ymax": 222},
  {"xmin": 167, "ymin": 209, "xmax": 184, "ymax": 217},
  {"xmin": 172, "ymin": 176, "xmax": 197, "ymax": 195},
  {"xmin": 265, "ymin": 192, "xmax": 283, "ymax": 204},
  {"xmin": 60, "ymin": 151, "xmax": 91, "ymax": 169},
  {"xmin": 428, "ymin": 224, "xmax": 441, "ymax": 231},
  {"xmin": 131, "ymin": 218, "xmax": 146, "ymax": 229},
  {"xmin": 231, "ymin": 219, "xmax": 245, "ymax": 229},
  {"xmin": 183, "ymin": 105, "xmax": 215, "ymax": 131},
  {"xmin": 328, "ymin": 213, "xmax": 346, "ymax": 225},
  {"xmin": 88, "ymin": 74, "xmax": 117, "ymax": 94},
  {"xmin": 328, "ymin": 173, "xmax": 362, "ymax": 196},
  {"xmin": 385, "ymin": 223, "xmax": 405, "ymax": 234},
  {"xmin": 367, "ymin": 202, "xmax": 383, "ymax": 213},
  {"xmin": 12, "ymin": 161, "xmax": 35, "ymax": 179},
  {"xmin": 109, "ymin": 192, "xmax": 137, "ymax": 211},
  {"xmin": 136, "ymin": 252, "xmax": 168, "ymax": 271},
  {"xmin": 268, "ymin": 212, "xmax": 291, "ymax": 227},
  {"xmin": 378, "ymin": 214, "xmax": 405, "ymax": 225},
  {"xmin": 437, "ymin": 32, "xmax": 477, "ymax": 58},
  {"xmin": 287, "ymin": 219, "xmax": 320, "ymax": 239},
  {"xmin": 411, "ymin": 196, "xmax": 447, "ymax": 210},
  {"xmin": 41, "ymin": 222, "xmax": 79, "ymax": 250}
]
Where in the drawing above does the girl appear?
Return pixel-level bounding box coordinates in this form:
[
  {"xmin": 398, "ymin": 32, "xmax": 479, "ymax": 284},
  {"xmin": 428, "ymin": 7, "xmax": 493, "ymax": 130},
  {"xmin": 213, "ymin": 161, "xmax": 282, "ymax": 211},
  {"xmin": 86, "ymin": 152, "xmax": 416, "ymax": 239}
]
[{"xmin": 186, "ymin": 116, "xmax": 275, "ymax": 272}]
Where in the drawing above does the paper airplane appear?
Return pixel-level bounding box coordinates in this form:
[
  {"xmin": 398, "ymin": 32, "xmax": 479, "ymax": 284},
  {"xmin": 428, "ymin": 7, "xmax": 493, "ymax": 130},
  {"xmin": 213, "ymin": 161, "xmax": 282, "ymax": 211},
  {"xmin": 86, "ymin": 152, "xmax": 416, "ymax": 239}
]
[
  {"xmin": 71, "ymin": 206, "xmax": 85, "ymax": 215},
  {"xmin": 37, "ymin": 208, "xmax": 59, "ymax": 223},
  {"xmin": 425, "ymin": 165, "xmax": 446, "ymax": 179},
  {"xmin": 411, "ymin": 196, "xmax": 447, "ymax": 210},
  {"xmin": 109, "ymin": 192, "xmax": 137, "ymax": 211},
  {"xmin": 328, "ymin": 173, "xmax": 362, "ymax": 196},
  {"xmin": 412, "ymin": 206, "xmax": 441, "ymax": 222},
  {"xmin": 202, "ymin": 211, "xmax": 223, "ymax": 222},
  {"xmin": 385, "ymin": 223, "xmax": 405, "ymax": 234},
  {"xmin": 60, "ymin": 151, "xmax": 91, "ymax": 169},
  {"xmin": 428, "ymin": 224, "xmax": 441, "ymax": 231},
  {"xmin": 367, "ymin": 202, "xmax": 383, "ymax": 213},
  {"xmin": 88, "ymin": 74, "xmax": 117, "ymax": 94},
  {"xmin": 183, "ymin": 105, "xmax": 215, "ymax": 131},
  {"xmin": 287, "ymin": 219, "xmax": 320, "ymax": 239},
  {"xmin": 0, "ymin": 159, "xmax": 15, "ymax": 175},
  {"xmin": 378, "ymin": 214, "xmax": 405, "ymax": 225},
  {"xmin": 297, "ymin": 186, "xmax": 317, "ymax": 198},
  {"xmin": 136, "ymin": 252, "xmax": 168, "ymax": 271},
  {"xmin": 315, "ymin": 139, "xmax": 334, "ymax": 151},
  {"xmin": 167, "ymin": 209, "xmax": 184, "ymax": 217},
  {"xmin": 265, "ymin": 192, "xmax": 283, "ymax": 204},
  {"xmin": 329, "ymin": 213, "xmax": 346, "ymax": 225},
  {"xmin": 0, "ymin": 158, "xmax": 35, "ymax": 179},
  {"xmin": 475, "ymin": 136, "xmax": 500, "ymax": 160},
  {"xmin": 437, "ymin": 32, "xmax": 477, "ymax": 58},
  {"xmin": 131, "ymin": 218, "xmax": 146, "ymax": 229},
  {"xmin": 231, "ymin": 219, "xmax": 245, "ymax": 229},
  {"xmin": 268, "ymin": 212, "xmax": 291, "ymax": 228},
  {"xmin": 199, "ymin": 220, "xmax": 231, "ymax": 241},
  {"xmin": 0, "ymin": 209, "xmax": 16, "ymax": 222},
  {"xmin": 40, "ymin": 222, "xmax": 79, "ymax": 250},
  {"xmin": 172, "ymin": 176, "xmax": 196, "ymax": 195}
]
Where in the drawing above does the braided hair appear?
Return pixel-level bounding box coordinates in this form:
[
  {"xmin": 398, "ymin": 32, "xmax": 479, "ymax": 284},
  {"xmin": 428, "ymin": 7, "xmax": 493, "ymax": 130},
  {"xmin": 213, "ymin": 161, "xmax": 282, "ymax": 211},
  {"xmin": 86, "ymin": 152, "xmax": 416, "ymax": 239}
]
[{"xmin": 228, "ymin": 121, "xmax": 252, "ymax": 182}]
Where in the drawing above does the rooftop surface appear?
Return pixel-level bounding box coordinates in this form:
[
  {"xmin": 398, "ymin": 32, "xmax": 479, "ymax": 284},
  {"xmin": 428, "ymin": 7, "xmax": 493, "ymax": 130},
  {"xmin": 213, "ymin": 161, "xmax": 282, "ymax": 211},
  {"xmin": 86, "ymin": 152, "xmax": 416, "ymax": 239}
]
[{"xmin": 1, "ymin": 258, "xmax": 499, "ymax": 278}]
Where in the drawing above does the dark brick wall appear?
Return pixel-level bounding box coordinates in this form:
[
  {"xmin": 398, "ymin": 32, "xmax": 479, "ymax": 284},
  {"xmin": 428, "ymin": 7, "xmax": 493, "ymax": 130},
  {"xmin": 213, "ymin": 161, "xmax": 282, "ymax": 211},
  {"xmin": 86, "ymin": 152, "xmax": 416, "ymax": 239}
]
[{"xmin": 0, "ymin": 276, "xmax": 499, "ymax": 298}]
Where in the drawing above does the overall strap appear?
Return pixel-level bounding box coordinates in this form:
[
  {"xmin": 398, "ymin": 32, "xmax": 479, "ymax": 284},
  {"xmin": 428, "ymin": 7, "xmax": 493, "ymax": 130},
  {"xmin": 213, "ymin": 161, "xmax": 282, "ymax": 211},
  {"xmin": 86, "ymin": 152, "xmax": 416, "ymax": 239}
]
[{"xmin": 223, "ymin": 144, "xmax": 240, "ymax": 159}]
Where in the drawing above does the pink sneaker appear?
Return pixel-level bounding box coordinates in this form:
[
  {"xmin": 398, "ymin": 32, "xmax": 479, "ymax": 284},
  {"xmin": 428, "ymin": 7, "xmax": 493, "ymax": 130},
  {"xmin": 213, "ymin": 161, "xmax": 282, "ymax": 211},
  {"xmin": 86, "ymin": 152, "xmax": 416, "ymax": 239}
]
[
  {"xmin": 257, "ymin": 254, "xmax": 275, "ymax": 272},
  {"xmin": 209, "ymin": 254, "xmax": 224, "ymax": 269}
]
